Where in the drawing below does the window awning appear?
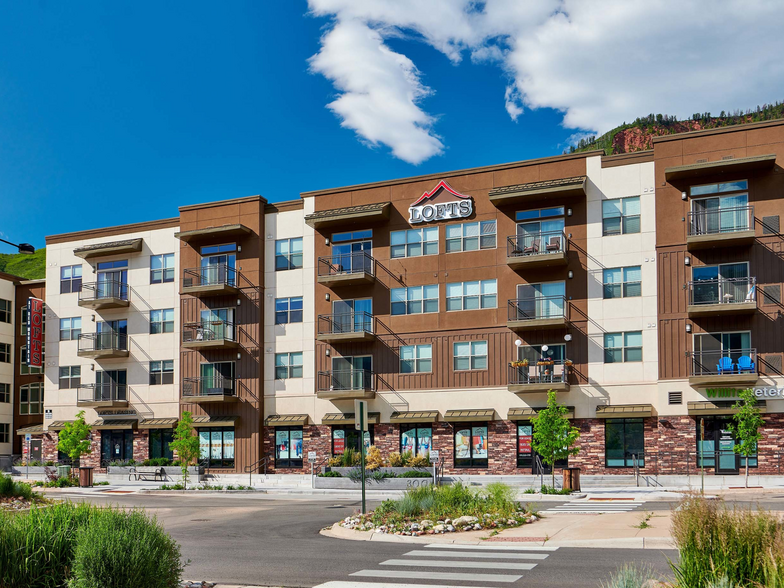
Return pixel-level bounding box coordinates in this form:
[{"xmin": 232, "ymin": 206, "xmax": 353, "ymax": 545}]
[
  {"xmin": 304, "ymin": 202, "xmax": 391, "ymax": 229},
  {"xmin": 508, "ymin": 406, "xmax": 575, "ymax": 420},
  {"xmin": 16, "ymin": 424, "xmax": 44, "ymax": 435},
  {"xmin": 489, "ymin": 176, "xmax": 586, "ymax": 206},
  {"xmin": 90, "ymin": 419, "xmax": 137, "ymax": 430},
  {"xmin": 665, "ymin": 154, "xmax": 776, "ymax": 182},
  {"xmin": 191, "ymin": 415, "xmax": 239, "ymax": 428},
  {"xmin": 321, "ymin": 412, "xmax": 381, "ymax": 425},
  {"xmin": 73, "ymin": 238, "xmax": 143, "ymax": 259},
  {"xmin": 174, "ymin": 224, "xmax": 251, "ymax": 242},
  {"xmin": 265, "ymin": 414, "xmax": 309, "ymax": 427},
  {"xmin": 688, "ymin": 400, "xmax": 767, "ymax": 416},
  {"xmin": 47, "ymin": 421, "xmax": 73, "ymax": 431},
  {"xmin": 138, "ymin": 418, "xmax": 179, "ymax": 429},
  {"xmin": 444, "ymin": 409, "xmax": 495, "ymax": 422},
  {"xmin": 595, "ymin": 404, "xmax": 654, "ymax": 419},
  {"xmin": 390, "ymin": 411, "xmax": 439, "ymax": 424}
]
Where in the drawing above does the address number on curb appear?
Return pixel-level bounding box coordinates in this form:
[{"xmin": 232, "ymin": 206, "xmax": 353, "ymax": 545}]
[{"xmin": 406, "ymin": 479, "xmax": 434, "ymax": 488}]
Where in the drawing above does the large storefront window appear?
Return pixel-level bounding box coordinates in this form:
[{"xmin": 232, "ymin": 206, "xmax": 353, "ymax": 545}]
[
  {"xmin": 400, "ymin": 425, "xmax": 432, "ymax": 457},
  {"xmin": 331, "ymin": 425, "xmax": 373, "ymax": 455},
  {"xmin": 605, "ymin": 418, "xmax": 645, "ymax": 468},
  {"xmin": 275, "ymin": 427, "xmax": 303, "ymax": 468},
  {"xmin": 516, "ymin": 422, "xmax": 569, "ymax": 471},
  {"xmin": 454, "ymin": 424, "xmax": 488, "ymax": 468},
  {"xmin": 198, "ymin": 427, "xmax": 235, "ymax": 468},
  {"xmin": 149, "ymin": 429, "xmax": 174, "ymax": 460},
  {"xmin": 100, "ymin": 429, "xmax": 134, "ymax": 465},
  {"xmin": 697, "ymin": 416, "xmax": 757, "ymax": 473}
]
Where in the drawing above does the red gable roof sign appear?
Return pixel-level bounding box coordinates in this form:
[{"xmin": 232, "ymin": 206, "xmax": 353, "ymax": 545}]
[{"xmin": 409, "ymin": 181, "xmax": 473, "ymax": 224}]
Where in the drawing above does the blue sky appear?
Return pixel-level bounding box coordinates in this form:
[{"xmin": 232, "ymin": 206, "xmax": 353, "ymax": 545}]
[{"xmin": 1, "ymin": 1, "xmax": 781, "ymax": 250}]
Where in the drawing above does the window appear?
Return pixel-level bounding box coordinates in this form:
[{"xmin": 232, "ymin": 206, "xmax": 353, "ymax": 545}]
[
  {"xmin": 149, "ymin": 360, "xmax": 174, "ymax": 385},
  {"xmin": 332, "ymin": 229, "xmax": 372, "ymax": 243},
  {"xmin": 275, "ymin": 297, "xmax": 303, "ymax": 325},
  {"xmin": 60, "ymin": 265, "xmax": 82, "ymax": 294},
  {"xmin": 401, "ymin": 425, "xmax": 432, "ymax": 457},
  {"xmin": 390, "ymin": 227, "xmax": 438, "ymax": 258},
  {"xmin": 391, "ymin": 285, "xmax": 438, "ymax": 315},
  {"xmin": 602, "ymin": 197, "xmax": 640, "ymax": 236},
  {"xmin": 454, "ymin": 424, "xmax": 488, "ymax": 468},
  {"xmin": 603, "ymin": 267, "xmax": 642, "ymax": 299},
  {"xmin": 198, "ymin": 428, "xmax": 235, "ymax": 468},
  {"xmin": 0, "ymin": 383, "xmax": 9, "ymax": 403},
  {"xmin": 446, "ymin": 280, "xmax": 496, "ymax": 311},
  {"xmin": 446, "ymin": 221, "xmax": 496, "ymax": 252},
  {"xmin": 150, "ymin": 253, "xmax": 175, "ymax": 284},
  {"xmin": 0, "ymin": 299, "xmax": 10, "ymax": 323},
  {"xmin": 275, "ymin": 352, "xmax": 303, "ymax": 380},
  {"xmin": 149, "ymin": 430, "xmax": 174, "ymax": 460},
  {"xmin": 20, "ymin": 345, "xmax": 44, "ymax": 375},
  {"xmin": 604, "ymin": 331, "xmax": 643, "ymax": 363},
  {"xmin": 453, "ymin": 341, "xmax": 487, "ymax": 371},
  {"xmin": 605, "ymin": 418, "xmax": 645, "ymax": 467},
  {"xmin": 275, "ymin": 427, "xmax": 303, "ymax": 467},
  {"xmin": 0, "ymin": 423, "xmax": 8, "ymax": 444},
  {"xmin": 59, "ymin": 317, "xmax": 82, "ymax": 341},
  {"xmin": 0, "ymin": 343, "xmax": 9, "ymax": 363},
  {"xmin": 275, "ymin": 237, "xmax": 303, "ymax": 271},
  {"xmin": 59, "ymin": 366, "xmax": 81, "ymax": 389},
  {"xmin": 150, "ymin": 309, "xmax": 174, "ymax": 334},
  {"xmin": 690, "ymin": 180, "xmax": 748, "ymax": 197},
  {"xmin": 332, "ymin": 425, "xmax": 373, "ymax": 455},
  {"xmin": 400, "ymin": 344, "xmax": 432, "ymax": 373},
  {"xmin": 20, "ymin": 383, "xmax": 43, "ymax": 415}
]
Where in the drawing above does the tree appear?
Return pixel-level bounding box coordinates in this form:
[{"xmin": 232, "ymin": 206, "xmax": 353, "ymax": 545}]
[
  {"xmin": 531, "ymin": 390, "xmax": 580, "ymax": 488},
  {"xmin": 730, "ymin": 388, "xmax": 764, "ymax": 488},
  {"xmin": 169, "ymin": 412, "xmax": 200, "ymax": 489},
  {"xmin": 57, "ymin": 410, "xmax": 92, "ymax": 470}
]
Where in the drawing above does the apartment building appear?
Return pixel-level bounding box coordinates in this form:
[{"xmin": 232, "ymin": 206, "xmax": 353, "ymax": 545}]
[{"xmin": 0, "ymin": 272, "xmax": 16, "ymax": 460}]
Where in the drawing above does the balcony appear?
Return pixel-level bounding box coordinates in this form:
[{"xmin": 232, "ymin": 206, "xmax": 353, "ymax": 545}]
[
  {"xmin": 687, "ymin": 277, "xmax": 757, "ymax": 317},
  {"xmin": 77, "ymin": 333, "xmax": 129, "ymax": 359},
  {"xmin": 78, "ymin": 281, "xmax": 129, "ymax": 310},
  {"xmin": 181, "ymin": 376, "xmax": 238, "ymax": 403},
  {"xmin": 508, "ymin": 361, "xmax": 571, "ymax": 394},
  {"xmin": 181, "ymin": 265, "xmax": 239, "ymax": 297},
  {"xmin": 686, "ymin": 206, "xmax": 755, "ymax": 249},
  {"xmin": 317, "ymin": 369, "xmax": 375, "ymax": 400},
  {"xmin": 317, "ymin": 252, "xmax": 375, "ymax": 287},
  {"xmin": 182, "ymin": 321, "xmax": 239, "ymax": 350},
  {"xmin": 316, "ymin": 312, "xmax": 375, "ymax": 343},
  {"xmin": 77, "ymin": 384, "xmax": 128, "ymax": 408},
  {"xmin": 506, "ymin": 231, "xmax": 568, "ymax": 269},
  {"xmin": 688, "ymin": 349, "xmax": 759, "ymax": 386},
  {"xmin": 507, "ymin": 296, "xmax": 568, "ymax": 330}
]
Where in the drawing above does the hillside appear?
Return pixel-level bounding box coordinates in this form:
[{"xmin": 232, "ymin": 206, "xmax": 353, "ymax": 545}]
[
  {"xmin": 570, "ymin": 101, "xmax": 784, "ymax": 156},
  {"xmin": 0, "ymin": 248, "xmax": 46, "ymax": 280}
]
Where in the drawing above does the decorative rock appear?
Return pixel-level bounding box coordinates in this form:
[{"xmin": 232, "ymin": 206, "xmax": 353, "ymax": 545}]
[
  {"xmin": 444, "ymin": 518, "xmax": 452, "ymax": 524},
  {"xmin": 472, "ymin": 523, "xmax": 482, "ymax": 530},
  {"xmin": 420, "ymin": 519, "xmax": 434, "ymax": 528},
  {"xmin": 453, "ymin": 516, "xmax": 478, "ymax": 526},
  {"xmin": 446, "ymin": 524, "xmax": 455, "ymax": 532},
  {"xmin": 433, "ymin": 524, "xmax": 445, "ymax": 532}
]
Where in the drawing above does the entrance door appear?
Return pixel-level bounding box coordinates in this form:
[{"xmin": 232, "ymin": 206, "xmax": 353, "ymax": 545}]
[
  {"xmin": 698, "ymin": 417, "xmax": 740, "ymax": 475},
  {"xmin": 717, "ymin": 429, "xmax": 739, "ymax": 474},
  {"xmin": 29, "ymin": 439, "xmax": 42, "ymax": 462}
]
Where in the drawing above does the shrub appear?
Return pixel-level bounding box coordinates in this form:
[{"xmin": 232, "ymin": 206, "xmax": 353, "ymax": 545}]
[
  {"xmin": 365, "ymin": 446, "xmax": 385, "ymax": 470},
  {"xmin": 387, "ymin": 451, "xmax": 404, "ymax": 467},
  {"xmin": 399, "ymin": 470, "xmax": 432, "ymax": 478},
  {"xmin": 318, "ymin": 471, "xmax": 342, "ymax": 477},
  {"xmin": 601, "ymin": 563, "xmax": 659, "ymax": 588},
  {"xmin": 339, "ymin": 447, "xmax": 360, "ymax": 467},
  {"xmin": 0, "ymin": 472, "xmax": 33, "ymax": 500},
  {"xmin": 408, "ymin": 454, "xmax": 431, "ymax": 468},
  {"xmin": 540, "ymin": 485, "xmax": 572, "ymax": 495},
  {"xmin": 160, "ymin": 483, "xmax": 185, "ymax": 490},
  {"xmin": 69, "ymin": 508, "xmax": 184, "ymax": 588}
]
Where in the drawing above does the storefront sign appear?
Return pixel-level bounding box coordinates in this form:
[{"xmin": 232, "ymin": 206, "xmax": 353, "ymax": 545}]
[
  {"xmin": 26, "ymin": 297, "xmax": 44, "ymax": 368},
  {"xmin": 705, "ymin": 387, "xmax": 784, "ymax": 399},
  {"xmin": 409, "ymin": 180, "xmax": 473, "ymax": 224},
  {"xmin": 518, "ymin": 435, "xmax": 532, "ymax": 454}
]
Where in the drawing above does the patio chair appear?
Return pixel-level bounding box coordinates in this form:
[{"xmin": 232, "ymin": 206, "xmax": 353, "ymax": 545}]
[
  {"xmin": 522, "ymin": 239, "xmax": 540, "ymax": 255},
  {"xmin": 737, "ymin": 355, "xmax": 756, "ymax": 373},
  {"xmin": 716, "ymin": 356, "xmax": 736, "ymax": 375},
  {"xmin": 546, "ymin": 237, "xmax": 561, "ymax": 252}
]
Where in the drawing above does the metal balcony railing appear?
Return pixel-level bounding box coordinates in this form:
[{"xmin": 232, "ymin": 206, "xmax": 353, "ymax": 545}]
[
  {"xmin": 317, "ymin": 369, "xmax": 375, "ymax": 392},
  {"xmin": 318, "ymin": 251, "xmax": 375, "ymax": 278},
  {"xmin": 317, "ymin": 311, "xmax": 374, "ymax": 336},
  {"xmin": 77, "ymin": 383, "xmax": 127, "ymax": 404},
  {"xmin": 79, "ymin": 280, "xmax": 129, "ymax": 303},
  {"xmin": 182, "ymin": 264, "xmax": 238, "ymax": 289},
  {"xmin": 182, "ymin": 376, "xmax": 236, "ymax": 398},
  {"xmin": 507, "ymin": 295, "xmax": 567, "ymax": 321},
  {"xmin": 182, "ymin": 320, "xmax": 237, "ymax": 344},
  {"xmin": 78, "ymin": 332, "xmax": 128, "ymax": 353},
  {"xmin": 508, "ymin": 360, "xmax": 570, "ymax": 386},
  {"xmin": 507, "ymin": 230, "xmax": 567, "ymax": 258},
  {"xmin": 688, "ymin": 277, "xmax": 756, "ymax": 306},
  {"xmin": 687, "ymin": 205, "xmax": 754, "ymax": 236},
  {"xmin": 689, "ymin": 348, "xmax": 757, "ymax": 377}
]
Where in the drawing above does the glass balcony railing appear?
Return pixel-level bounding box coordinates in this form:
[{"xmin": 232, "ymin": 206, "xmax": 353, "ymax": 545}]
[{"xmin": 687, "ymin": 206, "xmax": 754, "ymax": 237}]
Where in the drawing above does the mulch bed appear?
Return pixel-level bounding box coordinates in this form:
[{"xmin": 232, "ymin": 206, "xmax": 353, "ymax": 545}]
[{"xmin": 0, "ymin": 496, "xmax": 36, "ymax": 512}]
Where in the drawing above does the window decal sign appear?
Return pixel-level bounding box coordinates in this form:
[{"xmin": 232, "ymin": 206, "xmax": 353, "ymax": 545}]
[
  {"xmin": 26, "ymin": 298, "xmax": 44, "ymax": 368},
  {"xmin": 409, "ymin": 180, "xmax": 473, "ymax": 224}
]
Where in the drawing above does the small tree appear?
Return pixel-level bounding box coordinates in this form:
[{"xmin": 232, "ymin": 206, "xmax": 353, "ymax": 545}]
[
  {"xmin": 57, "ymin": 410, "xmax": 92, "ymax": 471},
  {"xmin": 169, "ymin": 412, "xmax": 200, "ymax": 489},
  {"xmin": 531, "ymin": 390, "xmax": 580, "ymax": 488},
  {"xmin": 730, "ymin": 388, "xmax": 764, "ymax": 488}
]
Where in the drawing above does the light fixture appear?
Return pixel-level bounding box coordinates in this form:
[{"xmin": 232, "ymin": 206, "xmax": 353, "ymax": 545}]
[
  {"xmin": 515, "ymin": 339, "xmax": 522, "ymax": 347},
  {"xmin": 567, "ymin": 208, "xmax": 573, "ymax": 217},
  {"xmin": 325, "ymin": 293, "xmax": 330, "ymax": 301},
  {"xmin": 681, "ymin": 192, "xmax": 687, "ymax": 201},
  {"xmin": 686, "ymin": 324, "xmax": 692, "ymax": 333},
  {"xmin": 568, "ymin": 270, "xmax": 574, "ymax": 279},
  {"xmin": 325, "ymin": 349, "xmax": 331, "ymax": 357},
  {"xmin": 684, "ymin": 257, "xmax": 690, "ymax": 266},
  {"xmin": 325, "ymin": 238, "xmax": 330, "ymax": 246},
  {"xmin": 237, "ymin": 353, "xmax": 241, "ymax": 360},
  {"xmin": 0, "ymin": 238, "xmax": 34, "ymax": 254},
  {"xmin": 541, "ymin": 345, "xmax": 549, "ymax": 352},
  {"xmin": 564, "ymin": 334, "xmax": 572, "ymax": 342}
]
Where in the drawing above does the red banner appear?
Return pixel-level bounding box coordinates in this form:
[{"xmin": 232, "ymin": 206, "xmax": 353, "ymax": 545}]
[
  {"xmin": 518, "ymin": 435, "xmax": 532, "ymax": 454},
  {"xmin": 334, "ymin": 438, "xmax": 345, "ymax": 454},
  {"xmin": 27, "ymin": 298, "xmax": 44, "ymax": 368}
]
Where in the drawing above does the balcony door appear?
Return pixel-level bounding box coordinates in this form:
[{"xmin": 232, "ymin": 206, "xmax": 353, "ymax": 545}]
[
  {"xmin": 692, "ymin": 193, "xmax": 749, "ymax": 234},
  {"xmin": 516, "ymin": 282, "xmax": 565, "ymax": 320},
  {"xmin": 200, "ymin": 361, "xmax": 235, "ymax": 394},
  {"xmin": 96, "ymin": 260, "xmax": 128, "ymax": 299},
  {"xmin": 95, "ymin": 369, "xmax": 127, "ymax": 401},
  {"xmin": 331, "ymin": 230, "xmax": 372, "ymax": 274},
  {"xmin": 97, "ymin": 319, "xmax": 127, "ymax": 350},
  {"xmin": 693, "ymin": 331, "xmax": 752, "ymax": 375},
  {"xmin": 332, "ymin": 298, "xmax": 372, "ymax": 333},
  {"xmin": 516, "ymin": 208, "xmax": 564, "ymax": 252},
  {"xmin": 200, "ymin": 243, "xmax": 237, "ymax": 286},
  {"xmin": 199, "ymin": 308, "xmax": 234, "ymax": 341},
  {"xmin": 331, "ymin": 355, "xmax": 372, "ymax": 390},
  {"xmin": 692, "ymin": 263, "xmax": 750, "ymax": 305}
]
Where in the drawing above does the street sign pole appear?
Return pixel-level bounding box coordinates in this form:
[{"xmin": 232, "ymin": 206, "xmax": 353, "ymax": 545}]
[
  {"xmin": 360, "ymin": 408, "xmax": 366, "ymax": 515},
  {"xmin": 26, "ymin": 434, "xmax": 31, "ymax": 478},
  {"xmin": 700, "ymin": 418, "xmax": 705, "ymax": 495}
]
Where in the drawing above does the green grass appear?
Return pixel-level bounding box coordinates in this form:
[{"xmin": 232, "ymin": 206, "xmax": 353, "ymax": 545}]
[
  {"xmin": 0, "ymin": 472, "xmax": 34, "ymax": 500},
  {"xmin": 601, "ymin": 563, "xmax": 660, "ymax": 588},
  {"xmin": 0, "ymin": 248, "xmax": 45, "ymax": 279}
]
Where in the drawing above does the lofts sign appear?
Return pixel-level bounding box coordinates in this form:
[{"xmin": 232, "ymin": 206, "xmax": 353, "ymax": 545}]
[
  {"xmin": 409, "ymin": 180, "xmax": 473, "ymax": 224},
  {"xmin": 26, "ymin": 297, "xmax": 44, "ymax": 368}
]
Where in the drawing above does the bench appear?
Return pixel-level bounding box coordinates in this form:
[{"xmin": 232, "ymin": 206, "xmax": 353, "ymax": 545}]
[{"xmin": 128, "ymin": 466, "xmax": 165, "ymax": 481}]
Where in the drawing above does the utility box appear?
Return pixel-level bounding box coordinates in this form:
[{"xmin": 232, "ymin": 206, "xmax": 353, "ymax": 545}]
[{"xmin": 56, "ymin": 465, "xmax": 71, "ymax": 479}]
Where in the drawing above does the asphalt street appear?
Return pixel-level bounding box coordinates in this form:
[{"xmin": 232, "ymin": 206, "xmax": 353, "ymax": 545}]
[{"xmin": 64, "ymin": 492, "xmax": 676, "ymax": 587}]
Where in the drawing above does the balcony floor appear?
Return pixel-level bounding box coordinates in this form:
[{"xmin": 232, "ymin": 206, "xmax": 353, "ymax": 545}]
[
  {"xmin": 78, "ymin": 297, "xmax": 130, "ymax": 311},
  {"xmin": 317, "ymin": 389, "xmax": 375, "ymax": 400},
  {"xmin": 181, "ymin": 283, "xmax": 239, "ymax": 297},
  {"xmin": 507, "ymin": 316, "xmax": 567, "ymax": 330},
  {"xmin": 316, "ymin": 331, "xmax": 376, "ymax": 344},
  {"xmin": 686, "ymin": 230, "xmax": 755, "ymax": 250},
  {"xmin": 688, "ymin": 373, "xmax": 759, "ymax": 386},
  {"xmin": 77, "ymin": 400, "xmax": 128, "ymax": 408},
  {"xmin": 181, "ymin": 339, "xmax": 240, "ymax": 350},
  {"xmin": 317, "ymin": 272, "xmax": 375, "ymax": 287},
  {"xmin": 510, "ymin": 381, "xmax": 570, "ymax": 394},
  {"xmin": 77, "ymin": 349, "xmax": 130, "ymax": 360},
  {"xmin": 180, "ymin": 394, "xmax": 239, "ymax": 404},
  {"xmin": 507, "ymin": 251, "xmax": 568, "ymax": 270},
  {"xmin": 687, "ymin": 301, "xmax": 757, "ymax": 317}
]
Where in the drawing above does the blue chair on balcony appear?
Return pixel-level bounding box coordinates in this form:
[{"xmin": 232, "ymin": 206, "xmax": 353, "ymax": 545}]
[
  {"xmin": 737, "ymin": 355, "xmax": 756, "ymax": 374},
  {"xmin": 716, "ymin": 356, "xmax": 736, "ymax": 375}
]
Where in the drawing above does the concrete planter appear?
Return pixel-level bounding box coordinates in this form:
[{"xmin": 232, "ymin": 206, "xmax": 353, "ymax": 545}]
[
  {"xmin": 106, "ymin": 465, "xmax": 202, "ymax": 482},
  {"xmin": 328, "ymin": 467, "xmax": 433, "ymax": 476},
  {"xmin": 11, "ymin": 466, "xmax": 48, "ymax": 476},
  {"xmin": 315, "ymin": 475, "xmax": 435, "ymax": 490}
]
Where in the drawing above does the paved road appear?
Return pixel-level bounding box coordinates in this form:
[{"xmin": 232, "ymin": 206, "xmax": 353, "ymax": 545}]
[{"xmin": 63, "ymin": 492, "xmax": 675, "ymax": 587}]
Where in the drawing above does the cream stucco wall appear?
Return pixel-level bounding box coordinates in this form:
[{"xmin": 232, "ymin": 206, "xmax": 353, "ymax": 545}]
[{"xmin": 0, "ymin": 276, "xmax": 15, "ymax": 455}]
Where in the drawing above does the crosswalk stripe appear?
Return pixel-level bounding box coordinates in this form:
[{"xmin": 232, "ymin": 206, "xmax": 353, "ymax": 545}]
[
  {"xmin": 380, "ymin": 559, "xmax": 537, "ymax": 571},
  {"xmin": 405, "ymin": 549, "xmax": 549, "ymax": 560},
  {"xmin": 422, "ymin": 543, "xmax": 558, "ymax": 552},
  {"xmin": 350, "ymin": 570, "xmax": 523, "ymax": 583},
  {"xmin": 314, "ymin": 582, "xmax": 497, "ymax": 588}
]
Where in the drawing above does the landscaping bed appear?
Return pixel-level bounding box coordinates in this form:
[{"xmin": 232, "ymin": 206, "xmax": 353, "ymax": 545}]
[{"xmin": 0, "ymin": 473, "xmax": 45, "ymax": 512}]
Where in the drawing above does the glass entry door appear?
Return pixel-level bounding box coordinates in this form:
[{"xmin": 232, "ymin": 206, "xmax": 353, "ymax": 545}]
[{"xmin": 698, "ymin": 417, "xmax": 742, "ymax": 475}]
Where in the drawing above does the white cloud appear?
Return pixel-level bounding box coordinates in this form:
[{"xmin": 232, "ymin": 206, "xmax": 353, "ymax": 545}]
[{"xmin": 308, "ymin": 0, "xmax": 784, "ymax": 163}]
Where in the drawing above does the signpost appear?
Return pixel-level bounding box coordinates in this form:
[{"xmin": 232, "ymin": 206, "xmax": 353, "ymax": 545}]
[
  {"xmin": 354, "ymin": 399, "xmax": 368, "ymax": 514},
  {"xmin": 700, "ymin": 418, "xmax": 705, "ymax": 495},
  {"xmin": 430, "ymin": 449, "xmax": 440, "ymax": 485},
  {"xmin": 308, "ymin": 451, "xmax": 317, "ymax": 488},
  {"xmin": 25, "ymin": 434, "xmax": 31, "ymax": 478}
]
